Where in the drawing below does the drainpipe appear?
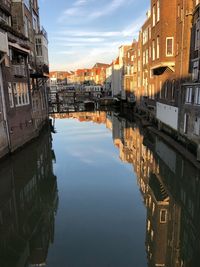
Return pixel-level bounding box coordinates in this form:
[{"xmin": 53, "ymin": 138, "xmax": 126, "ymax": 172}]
[{"xmin": 0, "ymin": 55, "xmax": 11, "ymax": 151}]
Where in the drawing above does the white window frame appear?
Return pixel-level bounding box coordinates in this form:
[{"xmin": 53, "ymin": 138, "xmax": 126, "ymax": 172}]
[
  {"xmin": 157, "ymin": 36, "xmax": 160, "ymax": 59},
  {"xmin": 185, "ymin": 87, "xmax": 192, "ymax": 104},
  {"xmin": 157, "ymin": 0, "xmax": 160, "ymax": 22},
  {"xmin": 160, "ymin": 209, "xmax": 167, "ymax": 223},
  {"xmin": 194, "ymin": 87, "xmax": 200, "ymax": 105},
  {"xmin": 13, "ymin": 82, "xmax": 30, "ymax": 107},
  {"xmin": 153, "ymin": 5, "xmax": 156, "ymax": 26},
  {"xmin": 152, "ymin": 40, "xmax": 155, "ymax": 60},
  {"xmin": 8, "ymin": 82, "xmax": 14, "ymax": 108},
  {"xmin": 166, "ymin": 37, "xmax": 174, "ymax": 57}
]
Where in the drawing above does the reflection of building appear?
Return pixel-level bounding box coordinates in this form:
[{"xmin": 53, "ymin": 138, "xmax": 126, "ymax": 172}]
[
  {"xmin": 51, "ymin": 111, "xmax": 107, "ymax": 125},
  {"xmin": 0, "ymin": 130, "xmax": 58, "ymax": 266},
  {"xmin": 109, "ymin": 112, "xmax": 200, "ymax": 267},
  {"xmin": 50, "ymin": 110, "xmax": 200, "ymax": 267}
]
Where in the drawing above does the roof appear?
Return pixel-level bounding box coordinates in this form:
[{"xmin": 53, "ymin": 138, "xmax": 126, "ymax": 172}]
[{"xmin": 92, "ymin": 63, "xmax": 110, "ymax": 68}]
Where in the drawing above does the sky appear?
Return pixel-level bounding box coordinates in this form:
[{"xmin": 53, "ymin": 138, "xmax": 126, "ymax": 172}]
[{"xmin": 38, "ymin": 0, "xmax": 149, "ymax": 71}]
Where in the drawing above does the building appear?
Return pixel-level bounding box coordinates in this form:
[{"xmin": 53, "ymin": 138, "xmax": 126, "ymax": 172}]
[
  {"xmin": 179, "ymin": 1, "xmax": 200, "ymax": 157},
  {"xmin": 105, "ymin": 63, "xmax": 112, "ymax": 94},
  {"xmin": 0, "ymin": 0, "xmax": 49, "ymax": 159},
  {"xmin": 49, "ymin": 71, "xmax": 70, "ymax": 85},
  {"xmin": 111, "ymin": 57, "xmax": 121, "ymax": 97},
  {"xmin": 123, "ymin": 40, "xmax": 138, "ymax": 103},
  {"xmin": 119, "ymin": 45, "xmax": 131, "ymax": 100},
  {"xmin": 90, "ymin": 63, "xmax": 110, "ymax": 85}
]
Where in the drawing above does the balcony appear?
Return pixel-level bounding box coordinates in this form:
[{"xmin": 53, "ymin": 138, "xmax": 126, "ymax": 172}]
[
  {"xmin": 151, "ymin": 61, "xmax": 175, "ymax": 76},
  {"xmin": 12, "ymin": 64, "xmax": 27, "ymax": 77},
  {"xmin": 30, "ymin": 63, "xmax": 49, "ymax": 78},
  {"xmin": 0, "ymin": 0, "xmax": 11, "ymax": 14}
]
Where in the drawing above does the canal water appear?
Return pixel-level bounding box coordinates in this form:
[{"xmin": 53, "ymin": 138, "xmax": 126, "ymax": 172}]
[{"xmin": 0, "ymin": 111, "xmax": 199, "ymax": 267}]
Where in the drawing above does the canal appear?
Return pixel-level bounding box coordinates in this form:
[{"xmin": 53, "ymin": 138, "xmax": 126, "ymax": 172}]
[{"xmin": 0, "ymin": 111, "xmax": 199, "ymax": 267}]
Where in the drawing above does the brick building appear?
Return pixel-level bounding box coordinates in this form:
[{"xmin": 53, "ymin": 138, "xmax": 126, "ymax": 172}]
[{"xmin": 0, "ymin": 0, "xmax": 49, "ymax": 159}]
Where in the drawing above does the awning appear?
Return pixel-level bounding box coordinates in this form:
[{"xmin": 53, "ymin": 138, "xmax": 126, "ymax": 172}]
[{"xmin": 8, "ymin": 42, "xmax": 30, "ymax": 54}]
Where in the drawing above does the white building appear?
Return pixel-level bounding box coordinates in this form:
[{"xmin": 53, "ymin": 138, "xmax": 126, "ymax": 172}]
[{"xmin": 111, "ymin": 58, "xmax": 121, "ymax": 97}]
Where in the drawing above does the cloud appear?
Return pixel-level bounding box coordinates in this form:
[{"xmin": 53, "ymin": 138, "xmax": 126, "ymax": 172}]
[
  {"xmin": 89, "ymin": 0, "xmax": 129, "ymax": 20},
  {"xmin": 55, "ymin": 31, "xmax": 122, "ymax": 38},
  {"xmin": 49, "ymin": 0, "xmax": 148, "ymax": 71},
  {"xmin": 74, "ymin": 0, "xmax": 88, "ymax": 6},
  {"xmin": 58, "ymin": 0, "xmax": 132, "ymax": 23},
  {"xmin": 52, "ymin": 37, "xmax": 105, "ymax": 43}
]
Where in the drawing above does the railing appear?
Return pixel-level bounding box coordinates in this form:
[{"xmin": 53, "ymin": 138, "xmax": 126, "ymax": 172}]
[
  {"xmin": 0, "ymin": 0, "xmax": 11, "ymax": 13},
  {"xmin": 37, "ymin": 26, "xmax": 48, "ymax": 41},
  {"xmin": 13, "ymin": 64, "xmax": 27, "ymax": 77}
]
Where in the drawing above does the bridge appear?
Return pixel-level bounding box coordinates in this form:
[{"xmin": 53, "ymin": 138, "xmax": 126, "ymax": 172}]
[{"xmin": 48, "ymin": 90, "xmax": 101, "ymax": 114}]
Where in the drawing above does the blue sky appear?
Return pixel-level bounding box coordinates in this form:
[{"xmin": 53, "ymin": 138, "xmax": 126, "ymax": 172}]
[{"xmin": 39, "ymin": 0, "xmax": 149, "ymax": 71}]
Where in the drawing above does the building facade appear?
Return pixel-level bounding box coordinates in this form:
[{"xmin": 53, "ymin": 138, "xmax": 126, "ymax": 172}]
[{"xmin": 0, "ymin": 0, "xmax": 49, "ymax": 159}]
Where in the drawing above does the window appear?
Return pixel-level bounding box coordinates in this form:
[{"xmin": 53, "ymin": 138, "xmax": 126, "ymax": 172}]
[
  {"xmin": 146, "ymin": 49, "xmax": 148, "ymax": 64},
  {"xmin": 177, "ymin": 4, "xmax": 180, "ymax": 17},
  {"xmin": 157, "ymin": 36, "xmax": 160, "ymax": 59},
  {"xmin": 24, "ymin": 16, "xmax": 29, "ymax": 38},
  {"xmin": 172, "ymin": 80, "xmax": 175, "ymax": 100},
  {"xmin": 13, "ymin": 83, "xmax": 30, "ymax": 106},
  {"xmin": 8, "ymin": 82, "xmax": 14, "ymax": 108},
  {"xmin": 143, "ymin": 51, "xmax": 145, "ymax": 65},
  {"xmin": 192, "ymin": 60, "xmax": 199, "ymax": 81},
  {"xmin": 151, "ymin": 230, "xmax": 154, "ymax": 241},
  {"xmin": 152, "ymin": 202, "xmax": 155, "ymax": 215},
  {"xmin": 185, "ymin": 87, "xmax": 192, "ymax": 103},
  {"xmin": 166, "ymin": 37, "xmax": 174, "ymax": 56},
  {"xmin": 194, "ymin": 117, "xmax": 200, "ymax": 135},
  {"xmin": 138, "ymin": 60, "xmax": 141, "ymax": 71},
  {"xmin": 0, "ymin": 9, "xmax": 10, "ymax": 25},
  {"xmin": 143, "ymin": 28, "xmax": 148, "ymax": 44},
  {"xmin": 24, "ymin": 0, "xmax": 30, "ymax": 10},
  {"xmin": 195, "ymin": 19, "xmax": 200, "ymax": 50},
  {"xmin": 149, "ymin": 84, "xmax": 152, "ymax": 98},
  {"xmin": 152, "ymin": 84, "xmax": 155, "ymax": 99},
  {"xmin": 181, "ymin": 8, "xmax": 184, "ymax": 22},
  {"xmin": 184, "ymin": 113, "xmax": 189, "ymax": 134},
  {"xmin": 194, "ymin": 87, "xmax": 200, "ymax": 105},
  {"xmin": 153, "ymin": 5, "xmax": 156, "ymax": 26},
  {"xmin": 36, "ymin": 37, "xmax": 42, "ymax": 56},
  {"xmin": 152, "ymin": 40, "xmax": 155, "ymax": 60},
  {"xmin": 147, "ymin": 220, "xmax": 151, "ymax": 232},
  {"xmin": 33, "ymin": 12, "xmax": 38, "ymax": 32},
  {"xmin": 149, "ymin": 26, "xmax": 151, "ymax": 39},
  {"xmin": 157, "ymin": 0, "xmax": 160, "ymax": 22},
  {"xmin": 160, "ymin": 209, "xmax": 167, "ymax": 223},
  {"xmin": 159, "ymin": 81, "xmax": 162, "ymax": 98},
  {"xmin": 165, "ymin": 81, "xmax": 168, "ymax": 99}
]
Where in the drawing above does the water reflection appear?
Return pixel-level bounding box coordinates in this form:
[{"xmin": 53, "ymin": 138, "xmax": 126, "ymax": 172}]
[
  {"xmin": 53, "ymin": 111, "xmax": 200, "ymax": 267},
  {"xmin": 1, "ymin": 111, "xmax": 200, "ymax": 266},
  {"xmin": 112, "ymin": 115, "xmax": 200, "ymax": 267},
  {"xmin": 0, "ymin": 130, "xmax": 58, "ymax": 267}
]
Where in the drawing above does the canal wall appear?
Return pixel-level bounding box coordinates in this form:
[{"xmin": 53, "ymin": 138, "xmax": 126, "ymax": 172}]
[
  {"xmin": 0, "ymin": 121, "xmax": 9, "ymax": 159},
  {"xmin": 0, "ymin": 117, "xmax": 49, "ymax": 161}
]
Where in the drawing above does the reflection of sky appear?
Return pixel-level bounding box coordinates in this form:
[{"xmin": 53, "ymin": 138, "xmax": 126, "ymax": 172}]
[{"xmin": 47, "ymin": 118, "xmax": 147, "ymax": 267}]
